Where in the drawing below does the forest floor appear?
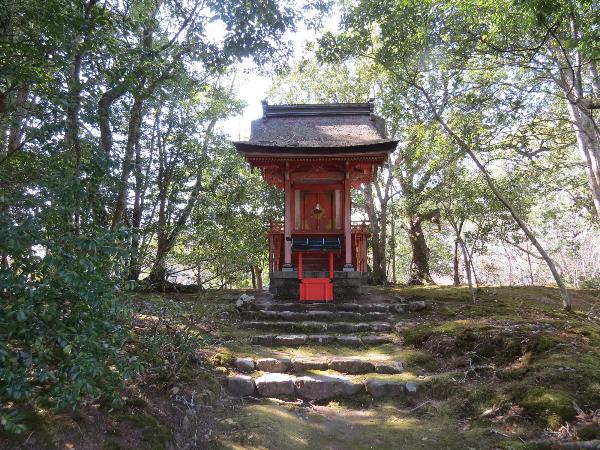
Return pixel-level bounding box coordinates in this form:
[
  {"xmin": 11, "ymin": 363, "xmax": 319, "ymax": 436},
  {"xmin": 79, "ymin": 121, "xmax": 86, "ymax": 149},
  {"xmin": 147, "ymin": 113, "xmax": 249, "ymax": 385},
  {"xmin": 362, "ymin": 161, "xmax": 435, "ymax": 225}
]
[{"xmin": 2, "ymin": 285, "xmax": 600, "ymax": 450}]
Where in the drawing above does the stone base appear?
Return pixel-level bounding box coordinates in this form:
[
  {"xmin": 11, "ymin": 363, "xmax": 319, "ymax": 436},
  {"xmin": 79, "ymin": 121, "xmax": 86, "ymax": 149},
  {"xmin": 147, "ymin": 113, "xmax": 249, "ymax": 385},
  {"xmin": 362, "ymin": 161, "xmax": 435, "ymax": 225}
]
[{"xmin": 269, "ymin": 271, "xmax": 369, "ymax": 301}]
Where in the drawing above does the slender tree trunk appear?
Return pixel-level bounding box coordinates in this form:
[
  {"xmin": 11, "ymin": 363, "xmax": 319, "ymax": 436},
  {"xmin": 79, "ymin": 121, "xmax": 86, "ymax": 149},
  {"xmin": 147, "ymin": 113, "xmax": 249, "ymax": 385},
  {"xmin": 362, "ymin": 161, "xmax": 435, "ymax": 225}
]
[
  {"xmin": 111, "ymin": 93, "xmax": 144, "ymax": 229},
  {"xmin": 128, "ymin": 138, "xmax": 144, "ymax": 280},
  {"xmin": 453, "ymin": 239, "xmax": 461, "ymax": 286},
  {"xmin": 452, "ymin": 220, "xmax": 464, "ymax": 286},
  {"xmin": 250, "ymin": 266, "xmax": 256, "ymax": 289},
  {"xmin": 390, "ymin": 205, "xmax": 397, "ymax": 284},
  {"xmin": 406, "ymin": 215, "xmax": 435, "ymax": 285},
  {"xmin": 364, "ymin": 184, "xmax": 387, "ymax": 284},
  {"xmin": 416, "ymin": 86, "xmax": 572, "ymax": 309},
  {"xmin": 254, "ymin": 265, "xmax": 263, "ymax": 290}
]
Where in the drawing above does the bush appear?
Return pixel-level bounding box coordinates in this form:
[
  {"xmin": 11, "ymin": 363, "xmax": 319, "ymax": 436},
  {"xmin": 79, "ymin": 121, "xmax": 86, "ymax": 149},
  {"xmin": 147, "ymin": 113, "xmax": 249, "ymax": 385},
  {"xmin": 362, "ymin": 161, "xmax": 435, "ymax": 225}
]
[{"xmin": 0, "ymin": 214, "xmax": 142, "ymax": 433}]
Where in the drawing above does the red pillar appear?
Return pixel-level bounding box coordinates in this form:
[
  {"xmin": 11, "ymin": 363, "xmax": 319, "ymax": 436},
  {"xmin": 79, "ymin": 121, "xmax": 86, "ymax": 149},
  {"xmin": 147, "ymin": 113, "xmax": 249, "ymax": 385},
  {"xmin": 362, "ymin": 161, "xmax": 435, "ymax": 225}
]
[
  {"xmin": 283, "ymin": 164, "xmax": 293, "ymax": 271},
  {"xmin": 343, "ymin": 163, "xmax": 354, "ymax": 271}
]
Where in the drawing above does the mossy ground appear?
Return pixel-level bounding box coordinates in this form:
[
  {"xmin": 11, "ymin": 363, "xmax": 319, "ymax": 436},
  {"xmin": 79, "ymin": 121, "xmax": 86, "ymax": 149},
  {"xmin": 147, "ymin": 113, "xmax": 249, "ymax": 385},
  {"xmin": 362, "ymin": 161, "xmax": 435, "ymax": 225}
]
[{"xmin": 2, "ymin": 285, "xmax": 600, "ymax": 449}]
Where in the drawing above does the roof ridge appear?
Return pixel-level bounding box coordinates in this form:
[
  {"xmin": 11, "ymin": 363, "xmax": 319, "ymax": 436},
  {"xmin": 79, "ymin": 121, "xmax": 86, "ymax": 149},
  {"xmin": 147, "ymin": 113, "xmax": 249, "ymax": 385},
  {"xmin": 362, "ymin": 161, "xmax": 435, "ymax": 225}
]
[{"xmin": 262, "ymin": 99, "xmax": 375, "ymax": 118}]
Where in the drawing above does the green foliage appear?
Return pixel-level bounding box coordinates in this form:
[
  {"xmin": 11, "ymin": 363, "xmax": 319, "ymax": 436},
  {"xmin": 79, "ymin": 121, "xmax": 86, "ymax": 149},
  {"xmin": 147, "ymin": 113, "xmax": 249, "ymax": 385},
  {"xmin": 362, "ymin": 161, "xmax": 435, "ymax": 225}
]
[{"xmin": 0, "ymin": 185, "xmax": 142, "ymax": 432}]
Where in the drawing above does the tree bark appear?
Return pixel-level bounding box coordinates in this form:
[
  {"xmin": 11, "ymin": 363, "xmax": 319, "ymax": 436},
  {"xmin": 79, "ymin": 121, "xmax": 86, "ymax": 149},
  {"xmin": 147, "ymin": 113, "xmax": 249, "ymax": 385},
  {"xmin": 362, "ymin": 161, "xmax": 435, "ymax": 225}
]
[
  {"xmin": 453, "ymin": 239, "xmax": 461, "ymax": 286},
  {"xmin": 364, "ymin": 183, "xmax": 387, "ymax": 284},
  {"xmin": 250, "ymin": 266, "xmax": 256, "ymax": 289},
  {"xmin": 406, "ymin": 214, "xmax": 435, "ymax": 285}
]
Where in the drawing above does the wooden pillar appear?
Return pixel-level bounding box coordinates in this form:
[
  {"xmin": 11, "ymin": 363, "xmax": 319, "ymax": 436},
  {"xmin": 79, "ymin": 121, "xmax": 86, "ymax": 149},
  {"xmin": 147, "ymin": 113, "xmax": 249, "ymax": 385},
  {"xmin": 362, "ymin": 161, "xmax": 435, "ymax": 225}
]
[
  {"xmin": 283, "ymin": 163, "xmax": 293, "ymax": 271},
  {"xmin": 343, "ymin": 162, "xmax": 354, "ymax": 271}
]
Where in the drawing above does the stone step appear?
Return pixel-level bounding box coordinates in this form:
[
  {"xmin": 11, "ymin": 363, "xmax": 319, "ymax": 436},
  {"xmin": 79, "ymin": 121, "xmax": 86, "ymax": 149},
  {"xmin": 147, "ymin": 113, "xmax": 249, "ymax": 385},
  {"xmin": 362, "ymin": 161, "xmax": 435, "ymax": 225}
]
[
  {"xmin": 259, "ymin": 302, "xmax": 411, "ymax": 313},
  {"xmin": 225, "ymin": 373, "xmax": 418, "ymax": 400},
  {"xmin": 258, "ymin": 300, "xmax": 427, "ymax": 313},
  {"xmin": 241, "ymin": 310, "xmax": 393, "ymax": 322},
  {"xmin": 244, "ymin": 321, "xmax": 395, "ymax": 333},
  {"xmin": 233, "ymin": 357, "xmax": 404, "ymax": 375},
  {"xmin": 250, "ymin": 334, "xmax": 395, "ymax": 347}
]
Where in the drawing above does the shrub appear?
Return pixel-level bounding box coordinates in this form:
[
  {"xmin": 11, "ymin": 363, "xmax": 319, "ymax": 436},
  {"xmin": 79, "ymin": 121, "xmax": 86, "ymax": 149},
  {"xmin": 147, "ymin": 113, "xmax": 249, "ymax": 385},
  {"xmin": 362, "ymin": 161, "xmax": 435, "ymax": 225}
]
[{"xmin": 0, "ymin": 215, "xmax": 142, "ymax": 433}]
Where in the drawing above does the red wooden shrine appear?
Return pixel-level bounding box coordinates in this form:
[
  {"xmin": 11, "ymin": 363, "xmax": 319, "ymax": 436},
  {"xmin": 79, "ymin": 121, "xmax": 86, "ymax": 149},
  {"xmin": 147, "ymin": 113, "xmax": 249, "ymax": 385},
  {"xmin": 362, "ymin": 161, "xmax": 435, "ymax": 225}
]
[{"xmin": 234, "ymin": 101, "xmax": 397, "ymax": 301}]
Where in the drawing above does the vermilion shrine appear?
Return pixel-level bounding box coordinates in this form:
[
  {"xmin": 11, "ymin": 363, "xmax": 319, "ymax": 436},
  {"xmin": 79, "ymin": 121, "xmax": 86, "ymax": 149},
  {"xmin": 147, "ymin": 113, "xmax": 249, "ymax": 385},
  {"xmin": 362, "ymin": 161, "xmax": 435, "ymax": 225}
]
[{"xmin": 234, "ymin": 101, "xmax": 397, "ymax": 301}]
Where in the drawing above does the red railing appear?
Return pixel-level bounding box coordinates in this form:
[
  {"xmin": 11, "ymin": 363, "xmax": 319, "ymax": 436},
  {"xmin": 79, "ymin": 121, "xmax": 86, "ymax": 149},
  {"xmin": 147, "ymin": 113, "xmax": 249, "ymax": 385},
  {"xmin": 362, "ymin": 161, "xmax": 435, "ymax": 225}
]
[{"xmin": 268, "ymin": 220, "xmax": 370, "ymax": 273}]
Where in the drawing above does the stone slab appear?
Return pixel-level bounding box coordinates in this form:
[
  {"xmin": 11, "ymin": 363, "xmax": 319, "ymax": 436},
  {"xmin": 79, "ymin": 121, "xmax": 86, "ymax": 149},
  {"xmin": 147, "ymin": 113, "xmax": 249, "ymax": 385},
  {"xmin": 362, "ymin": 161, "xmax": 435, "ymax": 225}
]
[
  {"xmin": 251, "ymin": 335, "xmax": 275, "ymax": 346},
  {"xmin": 365, "ymin": 379, "xmax": 405, "ymax": 398},
  {"xmin": 373, "ymin": 361, "xmax": 404, "ymax": 374},
  {"xmin": 295, "ymin": 375, "xmax": 363, "ymax": 400},
  {"xmin": 336, "ymin": 335, "xmax": 362, "ymax": 346},
  {"xmin": 227, "ymin": 375, "xmax": 255, "ymax": 396},
  {"xmin": 308, "ymin": 334, "xmax": 336, "ymax": 344},
  {"xmin": 361, "ymin": 335, "xmax": 394, "ymax": 345},
  {"xmin": 255, "ymin": 373, "xmax": 295, "ymax": 397},
  {"xmin": 274, "ymin": 334, "xmax": 307, "ymax": 346},
  {"xmin": 233, "ymin": 357, "xmax": 255, "ymax": 372},
  {"xmin": 292, "ymin": 358, "xmax": 329, "ymax": 371},
  {"xmin": 256, "ymin": 358, "xmax": 291, "ymax": 373},
  {"xmin": 329, "ymin": 358, "xmax": 374, "ymax": 374}
]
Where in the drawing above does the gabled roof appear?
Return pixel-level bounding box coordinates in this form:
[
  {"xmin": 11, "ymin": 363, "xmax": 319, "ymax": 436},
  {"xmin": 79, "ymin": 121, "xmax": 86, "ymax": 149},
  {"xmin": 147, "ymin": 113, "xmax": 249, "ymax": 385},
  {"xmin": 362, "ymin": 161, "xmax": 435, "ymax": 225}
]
[{"xmin": 233, "ymin": 100, "xmax": 398, "ymax": 154}]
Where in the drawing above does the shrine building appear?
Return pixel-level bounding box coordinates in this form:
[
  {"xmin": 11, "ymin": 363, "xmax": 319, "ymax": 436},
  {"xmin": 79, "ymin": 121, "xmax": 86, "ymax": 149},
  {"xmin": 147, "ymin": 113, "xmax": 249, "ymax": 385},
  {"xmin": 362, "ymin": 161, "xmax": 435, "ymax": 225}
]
[{"xmin": 233, "ymin": 100, "xmax": 397, "ymax": 301}]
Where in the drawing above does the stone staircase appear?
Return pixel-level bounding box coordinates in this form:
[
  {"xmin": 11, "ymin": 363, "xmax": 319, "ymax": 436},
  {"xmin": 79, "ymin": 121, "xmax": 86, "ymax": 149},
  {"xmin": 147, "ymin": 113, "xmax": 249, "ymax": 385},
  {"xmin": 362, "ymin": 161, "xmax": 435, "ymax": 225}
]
[{"xmin": 224, "ymin": 296, "xmax": 427, "ymax": 402}]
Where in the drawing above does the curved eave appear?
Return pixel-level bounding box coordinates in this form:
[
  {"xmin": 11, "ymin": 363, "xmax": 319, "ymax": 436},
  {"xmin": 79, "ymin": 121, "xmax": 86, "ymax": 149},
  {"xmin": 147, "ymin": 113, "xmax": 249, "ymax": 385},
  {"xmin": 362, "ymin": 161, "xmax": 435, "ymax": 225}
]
[{"xmin": 233, "ymin": 140, "xmax": 399, "ymax": 156}]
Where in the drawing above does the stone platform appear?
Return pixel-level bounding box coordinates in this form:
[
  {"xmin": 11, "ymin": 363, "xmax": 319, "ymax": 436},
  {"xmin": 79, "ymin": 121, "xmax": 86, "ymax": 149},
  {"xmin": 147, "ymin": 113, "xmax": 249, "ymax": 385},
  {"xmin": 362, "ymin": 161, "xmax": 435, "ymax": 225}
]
[{"xmin": 269, "ymin": 270, "xmax": 369, "ymax": 300}]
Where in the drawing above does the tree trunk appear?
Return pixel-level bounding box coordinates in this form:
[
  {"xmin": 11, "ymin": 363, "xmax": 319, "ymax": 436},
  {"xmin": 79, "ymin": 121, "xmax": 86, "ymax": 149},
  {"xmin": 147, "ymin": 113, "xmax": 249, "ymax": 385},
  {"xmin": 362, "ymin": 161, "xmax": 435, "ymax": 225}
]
[
  {"xmin": 111, "ymin": 93, "xmax": 144, "ymax": 229},
  {"xmin": 453, "ymin": 239, "xmax": 461, "ymax": 286},
  {"xmin": 453, "ymin": 220, "xmax": 464, "ymax": 286},
  {"xmin": 364, "ymin": 184, "xmax": 387, "ymax": 284},
  {"xmin": 254, "ymin": 265, "xmax": 263, "ymax": 290},
  {"xmin": 406, "ymin": 215, "xmax": 435, "ymax": 285},
  {"xmin": 250, "ymin": 266, "xmax": 256, "ymax": 289}
]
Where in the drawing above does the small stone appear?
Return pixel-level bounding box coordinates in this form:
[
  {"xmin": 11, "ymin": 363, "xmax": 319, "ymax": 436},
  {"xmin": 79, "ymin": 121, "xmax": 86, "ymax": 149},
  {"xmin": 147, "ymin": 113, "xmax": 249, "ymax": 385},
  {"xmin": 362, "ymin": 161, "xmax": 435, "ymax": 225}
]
[
  {"xmin": 292, "ymin": 358, "xmax": 329, "ymax": 371},
  {"xmin": 251, "ymin": 335, "xmax": 275, "ymax": 346},
  {"xmin": 365, "ymin": 379, "xmax": 406, "ymax": 398},
  {"xmin": 354, "ymin": 322, "xmax": 372, "ymax": 332},
  {"xmin": 256, "ymin": 358, "xmax": 292, "ymax": 373},
  {"xmin": 274, "ymin": 334, "xmax": 307, "ymax": 346},
  {"xmin": 300, "ymin": 321, "xmax": 328, "ymax": 332},
  {"xmin": 170, "ymin": 386, "xmax": 180, "ymax": 395},
  {"xmin": 295, "ymin": 375, "xmax": 363, "ymax": 400},
  {"xmin": 308, "ymin": 334, "xmax": 336, "ymax": 344},
  {"xmin": 408, "ymin": 301, "xmax": 427, "ymax": 312},
  {"xmin": 336, "ymin": 335, "xmax": 362, "ymax": 345},
  {"xmin": 371, "ymin": 322, "xmax": 393, "ymax": 332},
  {"xmin": 373, "ymin": 361, "xmax": 404, "ymax": 374},
  {"xmin": 236, "ymin": 294, "xmax": 255, "ymax": 311},
  {"xmin": 255, "ymin": 373, "xmax": 295, "ymax": 397},
  {"xmin": 361, "ymin": 335, "xmax": 393, "ymax": 345},
  {"xmin": 226, "ymin": 375, "xmax": 255, "ymax": 396},
  {"xmin": 182, "ymin": 414, "xmax": 191, "ymax": 432},
  {"xmin": 405, "ymin": 381, "xmax": 418, "ymax": 393},
  {"xmin": 329, "ymin": 358, "xmax": 374, "ymax": 374},
  {"xmin": 233, "ymin": 357, "xmax": 255, "ymax": 372},
  {"xmin": 392, "ymin": 304, "xmax": 407, "ymax": 314}
]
